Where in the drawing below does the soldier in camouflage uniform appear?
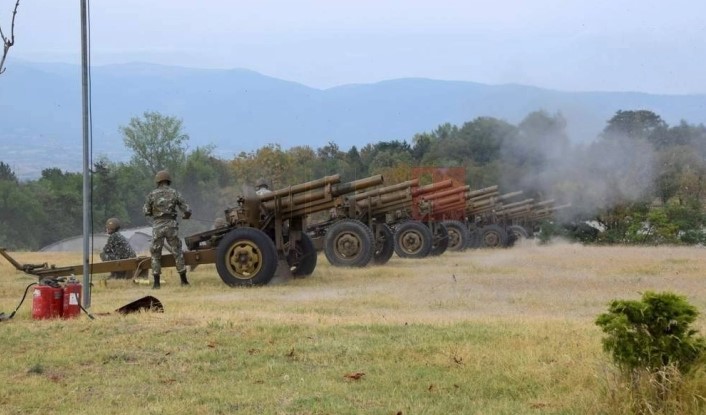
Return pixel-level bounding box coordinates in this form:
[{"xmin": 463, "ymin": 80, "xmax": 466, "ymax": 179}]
[
  {"xmin": 143, "ymin": 170, "xmax": 192, "ymax": 289},
  {"xmin": 100, "ymin": 217, "xmax": 136, "ymax": 279}
]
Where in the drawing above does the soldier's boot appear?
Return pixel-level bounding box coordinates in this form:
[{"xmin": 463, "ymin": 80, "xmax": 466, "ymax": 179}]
[
  {"xmin": 152, "ymin": 274, "xmax": 161, "ymax": 290},
  {"xmin": 179, "ymin": 270, "xmax": 190, "ymax": 286}
]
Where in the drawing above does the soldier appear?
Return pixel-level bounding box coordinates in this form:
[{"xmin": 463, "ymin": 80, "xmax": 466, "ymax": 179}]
[
  {"xmin": 143, "ymin": 170, "xmax": 192, "ymax": 289},
  {"xmin": 213, "ymin": 217, "xmax": 228, "ymax": 229},
  {"xmin": 255, "ymin": 177, "xmax": 272, "ymax": 196},
  {"xmin": 100, "ymin": 217, "xmax": 136, "ymax": 279}
]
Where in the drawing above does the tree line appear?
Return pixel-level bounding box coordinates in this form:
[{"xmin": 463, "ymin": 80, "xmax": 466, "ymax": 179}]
[{"xmin": 2, "ymin": 108, "xmax": 706, "ymax": 250}]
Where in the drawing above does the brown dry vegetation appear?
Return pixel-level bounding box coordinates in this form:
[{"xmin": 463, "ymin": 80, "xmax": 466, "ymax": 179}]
[{"xmin": 1, "ymin": 241, "xmax": 705, "ymax": 414}]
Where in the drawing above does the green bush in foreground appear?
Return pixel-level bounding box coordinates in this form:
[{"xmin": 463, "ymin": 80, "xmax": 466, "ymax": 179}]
[
  {"xmin": 596, "ymin": 291, "xmax": 705, "ymax": 373},
  {"xmin": 596, "ymin": 291, "xmax": 706, "ymax": 414}
]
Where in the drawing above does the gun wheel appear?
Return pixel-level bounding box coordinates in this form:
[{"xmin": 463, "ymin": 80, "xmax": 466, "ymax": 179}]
[
  {"xmin": 429, "ymin": 222, "xmax": 449, "ymax": 256},
  {"xmin": 394, "ymin": 221, "xmax": 433, "ymax": 258},
  {"xmin": 286, "ymin": 233, "xmax": 317, "ymax": 277},
  {"xmin": 216, "ymin": 228, "xmax": 277, "ymax": 286},
  {"xmin": 442, "ymin": 220, "xmax": 470, "ymax": 251},
  {"xmin": 480, "ymin": 224, "xmax": 508, "ymax": 248},
  {"xmin": 372, "ymin": 223, "xmax": 394, "ymax": 265},
  {"xmin": 324, "ymin": 219, "xmax": 374, "ymax": 267},
  {"xmin": 506, "ymin": 225, "xmax": 530, "ymax": 247}
]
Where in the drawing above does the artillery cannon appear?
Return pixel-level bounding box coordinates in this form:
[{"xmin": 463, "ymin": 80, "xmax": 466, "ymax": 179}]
[
  {"xmin": 2, "ymin": 174, "xmax": 383, "ymax": 287},
  {"xmin": 307, "ymin": 178, "xmax": 458, "ymax": 264},
  {"xmin": 464, "ymin": 188, "xmax": 525, "ymax": 248},
  {"xmin": 411, "ymin": 184, "xmax": 472, "ymax": 252}
]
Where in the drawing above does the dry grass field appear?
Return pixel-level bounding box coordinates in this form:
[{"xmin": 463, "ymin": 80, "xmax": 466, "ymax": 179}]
[{"xmin": 1, "ymin": 240, "xmax": 705, "ymax": 414}]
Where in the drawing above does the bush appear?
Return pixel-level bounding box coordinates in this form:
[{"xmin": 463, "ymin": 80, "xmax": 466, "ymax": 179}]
[
  {"xmin": 596, "ymin": 291, "xmax": 706, "ymax": 413},
  {"xmin": 596, "ymin": 291, "xmax": 705, "ymax": 373}
]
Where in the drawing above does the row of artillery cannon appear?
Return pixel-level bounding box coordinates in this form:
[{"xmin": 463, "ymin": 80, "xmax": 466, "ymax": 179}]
[{"xmin": 1, "ymin": 174, "xmax": 569, "ymax": 287}]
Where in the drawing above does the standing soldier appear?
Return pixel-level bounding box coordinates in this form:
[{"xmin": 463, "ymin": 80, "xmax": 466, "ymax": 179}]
[
  {"xmin": 143, "ymin": 170, "xmax": 192, "ymax": 289},
  {"xmin": 100, "ymin": 217, "xmax": 137, "ymax": 279}
]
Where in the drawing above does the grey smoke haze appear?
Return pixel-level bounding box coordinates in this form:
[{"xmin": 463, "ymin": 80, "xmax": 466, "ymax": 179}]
[{"xmin": 504, "ymin": 133, "xmax": 656, "ymax": 220}]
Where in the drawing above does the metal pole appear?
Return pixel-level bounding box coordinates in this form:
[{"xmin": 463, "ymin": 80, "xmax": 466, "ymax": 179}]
[{"xmin": 80, "ymin": 0, "xmax": 91, "ymax": 308}]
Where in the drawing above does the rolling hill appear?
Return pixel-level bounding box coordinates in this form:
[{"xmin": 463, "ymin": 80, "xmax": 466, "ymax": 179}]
[{"xmin": 2, "ymin": 61, "xmax": 705, "ymax": 179}]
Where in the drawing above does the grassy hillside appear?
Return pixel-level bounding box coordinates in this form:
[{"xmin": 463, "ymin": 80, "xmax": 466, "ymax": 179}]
[{"xmin": 1, "ymin": 242, "xmax": 705, "ymax": 414}]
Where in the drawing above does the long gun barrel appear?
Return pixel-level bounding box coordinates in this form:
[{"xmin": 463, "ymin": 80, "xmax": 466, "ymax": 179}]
[
  {"xmin": 261, "ymin": 175, "xmax": 383, "ymax": 212},
  {"xmin": 350, "ymin": 179, "xmax": 419, "ymax": 201},
  {"xmin": 259, "ymin": 175, "xmax": 341, "ymax": 202},
  {"xmin": 411, "ymin": 179, "xmax": 454, "ymax": 197}
]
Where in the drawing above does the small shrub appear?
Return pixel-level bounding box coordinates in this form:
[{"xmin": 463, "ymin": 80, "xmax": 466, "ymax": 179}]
[
  {"xmin": 596, "ymin": 291, "xmax": 705, "ymax": 373},
  {"xmin": 596, "ymin": 291, "xmax": 706, "ymax": 413}
]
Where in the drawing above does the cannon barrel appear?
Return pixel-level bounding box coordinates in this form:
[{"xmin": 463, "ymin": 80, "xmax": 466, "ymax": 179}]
[
  {"xmin": 411, "ymin": 179, "xmax": 453, "ymax": 197},
  {"xmin": 258, "ymin": 174, "xmax": 340, "ymax": 202},
  {"xmin": 351, "ymin": 179, "xmax": 419, "ymax": 201},
  {"xmin": 468, "ymin": 192, "xmax": 500, "ymax": 204},
  {"xmin": 356, "ymin": 189, "xmax": 410, "ymax": 210},
  {"xmin": 535, "ymin": 199, "xmax": 556, "ymax": 207},
  {"xmin": 420, "ymin": 185, "xmax": 470, "ymax": 201},
  {"xmin": 532, "ymin": 203, "xmax": 571, "ymax": 218},
  {"xmin": 498, "ymin": 191, "xmax": 524, "ymax": 201},
  {"xmin": 333, "ymin": 174, "xmax": 384, "ymax": 197},
  {"xmin": 498, "ymin": 198, "xmax": 534, "ymax": 211},
  {"xmin": 466, "ymin": 185, "xmax": 499, "ymax": 199},
  {"xmin": 261, "ymin": 175, "xmax": 383, "ymax": 211}
]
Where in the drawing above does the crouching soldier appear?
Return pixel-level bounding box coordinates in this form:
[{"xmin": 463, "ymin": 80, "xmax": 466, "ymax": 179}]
[{"xmin": 100, "ymin": 217, "xmax": 137, "ymax": 279}]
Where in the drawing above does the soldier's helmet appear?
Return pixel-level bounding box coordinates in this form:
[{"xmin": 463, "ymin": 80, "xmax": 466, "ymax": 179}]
[
  {"xmin": 155, "ymin": 170, "xmax": 171, "ymax": 185},
  {"xmin": 255, "ymin": 177, "xmax": 269, "ymax": 189},
  {"xmin": 213, "ymin": 217, "xmax": 227, "ymax": 229},
  {"xmin": 106, "ymin": 217, "xmax": 121, "ymax": 232}
]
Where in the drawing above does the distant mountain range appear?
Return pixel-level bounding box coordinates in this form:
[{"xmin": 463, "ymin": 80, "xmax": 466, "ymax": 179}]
[{"xmin": 2, "ymin": 60, "xmax": 706, "ymax": 179}]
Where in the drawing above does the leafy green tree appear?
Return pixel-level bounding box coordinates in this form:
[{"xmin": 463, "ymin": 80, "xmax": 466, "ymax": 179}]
[
  {"xmin": 35, "ymin": 168, "xmax": 83, "ymax": 245},
  {"xmin": 121, "ymin": 111, "xmax": 189, "ymax": 178},
  {"xmin": 0, "ymin": 163, "xmax": 45, "ymax": 249},
  {"xmin": 92, "ymin": 158, "xmax": 129, "ymax": 230},
  {"xmin": 315, "ymin": 141, "xmax": 349, "ymax": 178},
  {"xmin": 343, "ymin": 146, "xmax": 367, "ymax": 181},
  {"xmin": 181, "ymin": 146, "xmax": 234, "ymax": 231},
  {"xmin": 603, "ymin": 110, "xmax": 667, "ymax": 141},
  {"xmin": 0, "ymin": 161, "xmax": 17, "ymax": 182}
]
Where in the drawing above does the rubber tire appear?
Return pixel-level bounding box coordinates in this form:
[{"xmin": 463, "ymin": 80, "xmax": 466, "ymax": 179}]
[
  {"xmin": 215, "ymin": 227, "xmax": 278, "ymax": 286},
  {"xmin": 288, "ymin": 233, "xmax": 317, "ymax": 277},
  {"xmin": 394, "ymin": 221, "xmax": 433, "ymax": 258},
  {"xmin": 505, "ymin": 225, "xmax": 529, "ymax": 247},
  {"xmin": 429, "ymin": 223, "xmax": 449, "ymax": 256},
  {"xmin": 372, "ymin": 223, "xmax": 395, "ymax": 265},
  {"xmin": 480, "ymin": 224, "xmax": 509, "ymax": 248},
  {"xmin": 442, "ymin": 220, "xmax": 470, "ymax": 252},
  {"xmin": 324, "ymin": 219, "xmax": 374, "ymax": 267}
]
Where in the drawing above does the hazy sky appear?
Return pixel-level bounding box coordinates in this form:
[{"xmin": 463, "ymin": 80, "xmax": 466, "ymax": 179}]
[{"xmin": 9, "ymin": 0, "xmax": 706, "ymax": 94}]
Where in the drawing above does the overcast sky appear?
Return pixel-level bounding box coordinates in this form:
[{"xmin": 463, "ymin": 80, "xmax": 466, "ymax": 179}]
[{"xmin": 9, "ymin": 0, "xmax": 706, "ymax": 94}]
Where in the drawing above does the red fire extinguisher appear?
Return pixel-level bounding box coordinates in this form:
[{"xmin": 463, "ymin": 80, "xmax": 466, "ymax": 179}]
[
  {"xmin": 32, "ymin": 279, "xmax": 64, "ymax": 320},
  {"xmin": 62, "ymin": 277, "xmax": 82, "ymax": 319}
]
